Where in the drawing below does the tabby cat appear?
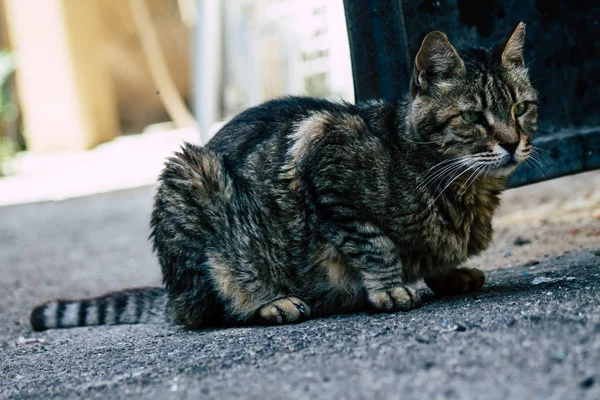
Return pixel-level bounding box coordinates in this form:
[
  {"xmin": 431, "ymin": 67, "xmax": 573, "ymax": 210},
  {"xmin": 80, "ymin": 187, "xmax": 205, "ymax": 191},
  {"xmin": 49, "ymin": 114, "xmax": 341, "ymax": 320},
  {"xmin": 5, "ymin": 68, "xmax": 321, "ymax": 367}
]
[{"xmin": 31, "ymin": 23, "xmax": 537, "ymax": 331}]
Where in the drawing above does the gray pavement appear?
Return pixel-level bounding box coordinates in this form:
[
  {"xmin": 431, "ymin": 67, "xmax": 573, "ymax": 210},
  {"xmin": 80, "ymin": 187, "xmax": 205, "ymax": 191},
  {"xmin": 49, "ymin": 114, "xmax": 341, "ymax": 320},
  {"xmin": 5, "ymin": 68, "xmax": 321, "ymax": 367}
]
[{"xmin": 1, "ymin": 186, "xmax": 599, "ymax": 399}]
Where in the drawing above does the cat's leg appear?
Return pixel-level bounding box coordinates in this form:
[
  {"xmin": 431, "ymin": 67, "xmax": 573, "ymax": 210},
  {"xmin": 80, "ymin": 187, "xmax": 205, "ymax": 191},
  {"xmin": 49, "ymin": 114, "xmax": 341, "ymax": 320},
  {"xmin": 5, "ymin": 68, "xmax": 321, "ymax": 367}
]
[
  {"xmin": 320, "ymin": 221, "xmax": 421, "ymax": 313},
  {"xmin": 208, "ymin": 220, "xmax": 315, "ymax": 326},
  {"xmin": 209, "ymin": 254, "xmax": 313, "ymax": 325},
  {"xmin": 256, "ymin": 296, "xmax": 311, "ymax": 324},
  {"xmin": 361, "ymin": 269, "xmax": 420, "ymax": 312},
  {"xmin": 424, "ymin": 267, "xmax": 485, "ymax": 296}
]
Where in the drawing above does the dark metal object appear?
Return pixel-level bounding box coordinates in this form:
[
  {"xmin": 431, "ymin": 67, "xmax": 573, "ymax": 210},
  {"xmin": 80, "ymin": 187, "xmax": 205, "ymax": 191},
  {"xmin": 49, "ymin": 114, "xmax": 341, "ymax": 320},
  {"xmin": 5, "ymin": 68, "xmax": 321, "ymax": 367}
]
[
  {"xmin": 344, "ymin": 0, "xmax": 600, "ymax": 186},
  {"xmin": 343, "ymin": 0, "xmax": 411, "ymax": 102}
]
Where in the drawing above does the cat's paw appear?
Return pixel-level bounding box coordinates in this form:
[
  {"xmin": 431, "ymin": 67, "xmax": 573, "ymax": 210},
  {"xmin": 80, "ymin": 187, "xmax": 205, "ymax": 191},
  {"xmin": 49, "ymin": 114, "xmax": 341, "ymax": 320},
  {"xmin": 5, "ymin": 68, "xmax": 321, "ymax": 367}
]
[
  {"xmin": 425, "ymin": 267, "xmax": 485, "ymax": 296},
  {"xmin": 256, "ymin": 296, "xmax": 311, "ymax": 325},
  {"xmin": 368, "ymin": 286, "xmax": 420, "ymax": 312}
]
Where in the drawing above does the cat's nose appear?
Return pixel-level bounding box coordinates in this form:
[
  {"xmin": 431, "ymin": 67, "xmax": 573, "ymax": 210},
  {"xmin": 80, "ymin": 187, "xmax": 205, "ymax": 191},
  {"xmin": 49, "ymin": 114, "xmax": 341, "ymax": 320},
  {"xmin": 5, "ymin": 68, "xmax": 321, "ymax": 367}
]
[{"xmin": 499, "ymin": 141, "xmax": 519, "ymax": 154}]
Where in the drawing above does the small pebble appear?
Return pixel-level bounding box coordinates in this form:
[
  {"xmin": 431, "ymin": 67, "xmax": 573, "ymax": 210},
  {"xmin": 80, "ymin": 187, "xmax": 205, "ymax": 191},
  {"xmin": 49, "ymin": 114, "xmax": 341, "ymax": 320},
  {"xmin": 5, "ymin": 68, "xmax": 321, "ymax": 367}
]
[
  {"xmin": 415, "ymin": 335, "xmax": 432, "ymax": 344},
  {"xmin": 523, "ymin": 260, "xmax": 540, "ymax": 268},
  {"xmin": 423, "ymin": 361, "xmax": 435, "ymax": 370},
  {"xmin": 440, "ymin": 323, "xmax": 467, "ymax": 333},
  {"xmin": 553, "ymin": 351, "xmax": 567, "ymax": 362},
  {"xmin": 580, "ymin": 376, "xmax": 595, "ymax": 389},
  {"xmin": 513, "ymin": 236, "xmax": 531, "ymax": 246},
  {"xmin": 532, "ymin": 276, "xmax": 561, "ymax": 285},
  {"xmin": 504, "ymin": 250, "xmax": 513, "ymax": 257},
  {"xmin": 17, "ymin": 337, "xmax": 46, "ymax": 345}
]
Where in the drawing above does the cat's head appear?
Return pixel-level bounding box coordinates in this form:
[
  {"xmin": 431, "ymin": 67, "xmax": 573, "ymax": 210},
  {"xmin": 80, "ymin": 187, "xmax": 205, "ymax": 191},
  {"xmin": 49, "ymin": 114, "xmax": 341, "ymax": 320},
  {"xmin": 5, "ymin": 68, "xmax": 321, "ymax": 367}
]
[{"xmin": 409, "ymin": 22, "xmax": 537, "ymax": 178}]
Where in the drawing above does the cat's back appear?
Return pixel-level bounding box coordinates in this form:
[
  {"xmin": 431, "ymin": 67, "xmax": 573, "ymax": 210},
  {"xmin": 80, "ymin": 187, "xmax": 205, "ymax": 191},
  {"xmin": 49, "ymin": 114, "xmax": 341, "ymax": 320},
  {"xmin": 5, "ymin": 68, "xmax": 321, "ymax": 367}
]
[{"xmin": 206, "ymin": 97, "xmax": 355, "ymax": 175}]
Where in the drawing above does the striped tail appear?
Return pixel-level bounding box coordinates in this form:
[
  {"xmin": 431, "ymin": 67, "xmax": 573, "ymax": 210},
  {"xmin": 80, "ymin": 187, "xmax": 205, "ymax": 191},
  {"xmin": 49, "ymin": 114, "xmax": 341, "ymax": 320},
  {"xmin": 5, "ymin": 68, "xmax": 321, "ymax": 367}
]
[{"xmin": 30, "ymin": 287, "xmax": 169, "ymax": 331}]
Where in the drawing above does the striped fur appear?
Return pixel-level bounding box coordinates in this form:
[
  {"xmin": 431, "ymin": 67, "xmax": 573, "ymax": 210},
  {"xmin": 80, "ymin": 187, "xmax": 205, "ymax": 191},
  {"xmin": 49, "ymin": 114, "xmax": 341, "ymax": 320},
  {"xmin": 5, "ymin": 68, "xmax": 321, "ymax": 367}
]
[
  {"xmin": 31, "ymin": 23, "xmax": 539, "ymax": 331},
  {"xmin": 30, "ymin": 288, "xmax": 168, "ymax": 331}
]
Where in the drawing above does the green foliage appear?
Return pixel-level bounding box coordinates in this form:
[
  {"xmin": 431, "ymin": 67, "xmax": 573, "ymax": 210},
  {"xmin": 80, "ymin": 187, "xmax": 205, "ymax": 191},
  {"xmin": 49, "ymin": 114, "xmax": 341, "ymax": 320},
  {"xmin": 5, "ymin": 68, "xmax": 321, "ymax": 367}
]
[
  {"xmin": 0, "ymin": 50, "xmax": 17, "ymax": 120},
  {"xmin": 0, "ymin": 136, "xmax": 17, "ymax": 176},
  {"xmin": 0, "ymin": 49, "xmax": 17, "ymax": 176}
]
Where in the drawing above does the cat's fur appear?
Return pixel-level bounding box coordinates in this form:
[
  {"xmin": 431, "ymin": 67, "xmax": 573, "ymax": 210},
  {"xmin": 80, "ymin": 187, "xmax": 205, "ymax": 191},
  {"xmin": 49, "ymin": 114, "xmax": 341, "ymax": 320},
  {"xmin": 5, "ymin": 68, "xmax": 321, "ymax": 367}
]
[{"xmin": 31, "ymin": 23, "xmax": 537, "ymax": 331}]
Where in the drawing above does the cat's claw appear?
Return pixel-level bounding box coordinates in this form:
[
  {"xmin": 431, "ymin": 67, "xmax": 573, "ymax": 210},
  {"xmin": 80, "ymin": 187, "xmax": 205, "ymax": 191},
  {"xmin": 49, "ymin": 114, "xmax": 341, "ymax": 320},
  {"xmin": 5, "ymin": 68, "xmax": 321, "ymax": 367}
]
[
  {"xmin": 257, "ymin": 296, "xmax": 311, "ymax": 325},
  {"xmin": 294, "ymin": 303, "xmax": 305, "ymax": 314},
  {"xmin": 368, "ymin": 286, "xmax": 420, "ymax": 312}
]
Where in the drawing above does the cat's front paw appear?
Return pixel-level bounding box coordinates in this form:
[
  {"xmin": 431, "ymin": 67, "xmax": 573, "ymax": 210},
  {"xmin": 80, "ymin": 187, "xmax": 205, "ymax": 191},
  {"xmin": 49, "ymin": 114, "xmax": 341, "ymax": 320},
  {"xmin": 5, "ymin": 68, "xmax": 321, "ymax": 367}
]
[
  {"xmin": 425, "ymin": 267, "xmax": 485, "ymax": 296},
  {"xmin": 256, "ymin": 296, "xmax": 311, "ymax": 325},
  {"xmin": 368, "ymin": 286, "xmax": 420, "ymax": 312}
]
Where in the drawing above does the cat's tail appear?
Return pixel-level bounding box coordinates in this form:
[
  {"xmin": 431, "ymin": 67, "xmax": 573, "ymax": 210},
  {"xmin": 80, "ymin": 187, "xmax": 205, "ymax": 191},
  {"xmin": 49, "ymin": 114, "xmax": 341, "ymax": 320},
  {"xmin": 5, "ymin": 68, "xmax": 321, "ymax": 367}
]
[{"xmin": 30, "ymin": 287, "xmax": 169, "ymax": 331}]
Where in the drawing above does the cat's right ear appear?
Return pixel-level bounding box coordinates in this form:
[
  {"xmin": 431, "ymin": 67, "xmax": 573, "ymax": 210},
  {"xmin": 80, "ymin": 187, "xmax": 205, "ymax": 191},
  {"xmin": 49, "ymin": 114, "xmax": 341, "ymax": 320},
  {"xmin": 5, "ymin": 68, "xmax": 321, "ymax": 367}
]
[
  {"xmin": 411, "ymin": 31, "xmax": 465, "ymax": 97},
  {"xmin": 493, "ymin": 22, "xmax": 526, "ymax": 69}
]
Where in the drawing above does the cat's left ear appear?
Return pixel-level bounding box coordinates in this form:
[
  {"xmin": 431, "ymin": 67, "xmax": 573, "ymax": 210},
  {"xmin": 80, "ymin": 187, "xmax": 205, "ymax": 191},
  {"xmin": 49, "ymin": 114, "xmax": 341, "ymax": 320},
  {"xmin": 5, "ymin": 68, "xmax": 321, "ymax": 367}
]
[
  {"xmin": 411, "ymin": 31, "xmax": 465, "ymax": 97},
  {"xmin": 494, "ymin": 22, "xmax": 526, "ymax": 69}
]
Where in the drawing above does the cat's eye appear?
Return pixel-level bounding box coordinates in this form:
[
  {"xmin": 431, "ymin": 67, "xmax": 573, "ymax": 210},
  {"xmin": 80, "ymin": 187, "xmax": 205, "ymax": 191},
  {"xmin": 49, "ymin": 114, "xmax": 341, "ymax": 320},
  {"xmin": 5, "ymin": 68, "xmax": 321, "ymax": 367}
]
[
  {"xmin": 513, "ymin": 102, "xmax": 527, "ymax": 117},
  {"xmin": 461, "ymin": 111, "xmax": 484, "ymax": 124}
]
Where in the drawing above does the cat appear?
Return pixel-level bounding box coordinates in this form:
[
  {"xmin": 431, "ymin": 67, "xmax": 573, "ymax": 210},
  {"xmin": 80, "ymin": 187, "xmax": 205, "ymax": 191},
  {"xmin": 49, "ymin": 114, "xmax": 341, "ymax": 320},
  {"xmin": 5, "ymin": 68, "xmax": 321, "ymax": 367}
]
[{"xmin": 30, "ymin": 22, "xmax": 537, "ymax": 331}]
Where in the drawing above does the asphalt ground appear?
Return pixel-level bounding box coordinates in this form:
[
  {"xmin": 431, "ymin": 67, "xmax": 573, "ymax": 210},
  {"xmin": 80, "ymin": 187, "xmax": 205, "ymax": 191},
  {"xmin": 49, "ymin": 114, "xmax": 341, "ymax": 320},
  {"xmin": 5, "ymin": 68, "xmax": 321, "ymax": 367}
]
[{"xmin": 1, "ymin": 185, "xmax": 599, "ymax": 399}]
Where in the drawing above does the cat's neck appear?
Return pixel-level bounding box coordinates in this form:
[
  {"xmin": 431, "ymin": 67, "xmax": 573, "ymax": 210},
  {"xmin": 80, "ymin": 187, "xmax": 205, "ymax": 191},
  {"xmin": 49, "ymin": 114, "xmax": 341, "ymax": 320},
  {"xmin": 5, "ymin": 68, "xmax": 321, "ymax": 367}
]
[{"xmin": 437, "ymin": 173, "xmax": 506, "ymax": 231}]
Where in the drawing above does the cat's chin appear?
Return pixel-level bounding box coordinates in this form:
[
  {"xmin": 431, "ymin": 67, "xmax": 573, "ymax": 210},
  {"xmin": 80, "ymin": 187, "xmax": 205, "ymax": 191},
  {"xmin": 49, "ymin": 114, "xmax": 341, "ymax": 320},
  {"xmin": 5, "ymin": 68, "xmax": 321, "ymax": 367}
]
[{"xmin": 486, "ymin": 163, "xmax": 519, "ymax": 178}]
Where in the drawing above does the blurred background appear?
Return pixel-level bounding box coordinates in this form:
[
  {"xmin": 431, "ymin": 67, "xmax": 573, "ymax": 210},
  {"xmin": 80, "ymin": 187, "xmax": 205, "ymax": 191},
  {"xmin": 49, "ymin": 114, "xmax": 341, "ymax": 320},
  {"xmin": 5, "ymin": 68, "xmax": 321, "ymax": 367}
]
[
  {"xmin": 0, "ymin": 0, "xmax": 353, "ymax": 205},
  {"xmin": 0, "ymin": 0, "xmax": 598, "ymax": 208}
]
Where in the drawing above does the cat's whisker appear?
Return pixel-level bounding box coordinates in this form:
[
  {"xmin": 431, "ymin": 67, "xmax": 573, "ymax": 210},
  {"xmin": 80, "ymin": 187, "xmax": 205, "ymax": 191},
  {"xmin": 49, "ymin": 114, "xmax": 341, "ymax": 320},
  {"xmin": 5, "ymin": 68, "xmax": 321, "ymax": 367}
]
[
  {"xmin": 525, "ymin": 57, "xmax": 539, "ymax": 68},
  {"xmin": 457, "ymin": 162, "xmax": 486, "ymax": 196},
  {"xmin": 525, "ymin": 153, "xmax": 544, "ymax": 174},
  {"xmin": 420, "ymin": 155, "xmax": 470, "ymax": 179},
  {"xmin": 532, "ymin": 153, "xmax": 550, "ymax": 172},
  {"xmin": 431, "ymin": 162, "xmax": 471, "ymax": 196},
  {"xmin": 417, "ymin": 160, "xmax": 469, "ymax": 195},
  {"xmin": 424, "ymin": 160, "xmax": 467, "ymax": 186},
  {"xmin": 535, "ymin": 127, "xmax": 558, "ymax": 136},
  {"xmin": 462, "ymin": 166, "xmax": 486, "ymax": 196},
  {"xmin": 403, "ymin": 138, "xmax": 436, "ymax": 145},
  {"xmin": 429, "ymin": 166, "xmax": 477, "ymax": 207},
  {"xmin": 529, "ymin": 156, "xmax": 552, "ymax": 178},
  {"xmin": 527, "ymin": 154, "xmax": 550, "ymax": 177},
  {"xmin": 427, "ymin": 162, "xmax": 480, "ymax": 210},
  {"xmin": 528, "ymin": 162, "xmax": 548, "ymax": 179},
  {"xmin": 531, "ymin": 145, "xmax": 555, "ymax": 157},
  {"xmin": 531, "ymin": 148, "xmax": 555, "ymax": 170},
  {"xmin": 415, "ymin": 157, "xmax": 471, "ymax": 194},
  {"xmin": 532, "ymin": 155, "xmax": 550, "ymax": 176},
  {"xmin": 529, "ymin": 77, "xmax": 546, "ymax": 85},
  {"xmin": 456, "ymin": 167, "xmax": 478, "ymax": 196}
]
